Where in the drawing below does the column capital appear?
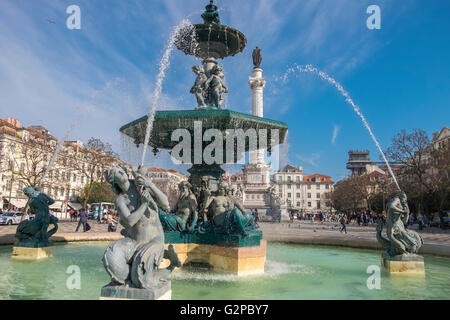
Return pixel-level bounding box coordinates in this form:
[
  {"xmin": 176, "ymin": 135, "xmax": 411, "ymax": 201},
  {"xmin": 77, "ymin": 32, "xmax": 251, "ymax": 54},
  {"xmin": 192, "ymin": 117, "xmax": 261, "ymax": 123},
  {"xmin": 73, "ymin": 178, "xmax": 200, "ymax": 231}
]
[{"xmin": 249, "ymin": 77, "xmax": 266, "ymax": 90}]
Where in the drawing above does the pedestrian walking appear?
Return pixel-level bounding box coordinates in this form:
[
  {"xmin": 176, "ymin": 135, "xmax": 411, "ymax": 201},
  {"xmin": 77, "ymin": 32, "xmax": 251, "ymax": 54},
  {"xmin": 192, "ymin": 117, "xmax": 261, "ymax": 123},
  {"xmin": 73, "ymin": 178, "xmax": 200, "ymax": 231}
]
[
  {"xmin": 69, "ymin": 209, "xmax": 74, "ymax": 222},
  {"xmin": 340, "ymin": 216, "xmax": 347, "ymax": 234},
  {"xmin": 75, "ymin": 208, "xmax": 88, "ymax": 232}
]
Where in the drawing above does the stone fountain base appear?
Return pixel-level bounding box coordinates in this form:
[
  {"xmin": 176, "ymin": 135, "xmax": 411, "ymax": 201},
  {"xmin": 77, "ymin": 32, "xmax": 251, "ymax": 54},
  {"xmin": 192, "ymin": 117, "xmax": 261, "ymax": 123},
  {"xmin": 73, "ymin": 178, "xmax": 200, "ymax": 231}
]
[
  {"xmin": 160, "ymin": 239, "xmax": 266, "ymax": 276},
  {"xmin": 11, "ymin": 246, "xmax": 54, "ymax": 260},
  {"xmin": 381, "ymin": 251, "xmax": 425, "ymax": 275},
  {"xmin": 100, "ymin": 281, "xmax": 172, "ymax": 300}
]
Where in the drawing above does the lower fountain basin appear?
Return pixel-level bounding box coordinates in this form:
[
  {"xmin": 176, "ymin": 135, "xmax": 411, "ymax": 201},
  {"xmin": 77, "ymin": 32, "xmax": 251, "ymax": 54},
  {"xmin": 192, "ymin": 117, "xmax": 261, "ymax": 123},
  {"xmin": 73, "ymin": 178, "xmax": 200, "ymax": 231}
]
[{"xmin": 0, "ymin": 242, "xmax": 449, "ymax": 300}]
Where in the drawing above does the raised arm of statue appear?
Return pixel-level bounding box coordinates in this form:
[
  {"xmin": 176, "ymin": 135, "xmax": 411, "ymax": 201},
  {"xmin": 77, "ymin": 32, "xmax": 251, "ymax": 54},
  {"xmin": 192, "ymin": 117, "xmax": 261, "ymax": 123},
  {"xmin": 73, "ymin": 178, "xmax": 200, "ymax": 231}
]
[
  {"xmin": 115, "ymin": 197, "xmax": 148, "ymax": 229},
  {"xmin": 135, "ymin": 171, "xmax": 170, "ymax": 212}
]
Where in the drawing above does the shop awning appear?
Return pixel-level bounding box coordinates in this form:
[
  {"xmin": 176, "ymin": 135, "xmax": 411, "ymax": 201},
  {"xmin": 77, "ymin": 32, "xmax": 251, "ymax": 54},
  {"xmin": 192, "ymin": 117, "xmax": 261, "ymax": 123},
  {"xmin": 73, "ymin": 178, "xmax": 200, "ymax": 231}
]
[
  {"xmin": 49, "ymin": 202, "xmax": 63, "ymax": 210},
  {"xmin": 7, "ymin": 198, "xmax": 28, "ymax": 209},
  {"xmin": 68, "ymin": 202, "xmax": 83, "ymax": 210}
]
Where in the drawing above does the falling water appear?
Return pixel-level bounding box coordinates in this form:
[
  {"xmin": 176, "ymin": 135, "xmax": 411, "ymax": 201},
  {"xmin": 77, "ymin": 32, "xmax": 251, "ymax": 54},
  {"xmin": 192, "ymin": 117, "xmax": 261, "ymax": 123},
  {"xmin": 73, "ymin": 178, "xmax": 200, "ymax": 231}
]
[
  {"xmin": 281, "ymin": 130, "xmax": 289, "ymax": 169},
  {"xmin": 140, "ymin": 19, "xmax": 197, "ymax": 167},
  {"xmin": 279, "ymin": 64, "xmax": 401, "ymax": 191}
]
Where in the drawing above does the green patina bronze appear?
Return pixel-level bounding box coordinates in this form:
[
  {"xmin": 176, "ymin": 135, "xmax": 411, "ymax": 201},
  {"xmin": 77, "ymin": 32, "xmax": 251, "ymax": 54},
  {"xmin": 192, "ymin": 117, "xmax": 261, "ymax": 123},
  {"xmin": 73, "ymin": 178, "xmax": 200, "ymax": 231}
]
[
  {"xmin": 15, "ymin": 187, "xmax": 59, "ymax": 248},
  {"xmin": 176, "ymin": 0, "xmax": 246, "ymax": 59},
  {"xmin": 376, "ymin": 192, "xmax": 424, "ymax": 260},
  {"xmin": 120, "ymin": 109, "xmax": 288, "ymax": 153}
]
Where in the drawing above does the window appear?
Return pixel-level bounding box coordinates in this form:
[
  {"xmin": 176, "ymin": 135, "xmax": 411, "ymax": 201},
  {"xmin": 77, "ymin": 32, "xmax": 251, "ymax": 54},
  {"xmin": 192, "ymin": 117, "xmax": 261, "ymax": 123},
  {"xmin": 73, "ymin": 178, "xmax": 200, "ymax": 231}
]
[
  {"xmin": 20, "ymin": 163, "xmax": 25, "ymax": 173},
  {"xmin": 287, "ymin": 184, "xmax": 291, "ymax": 189},
  {"xmin": 287, "ymin": 176, "xmax": 291, "ymax": 182},
  {"xmin": 326, "ymin": 184, "xmax": 330, "ymax": 190},
  {"xmin": 307, "ymin": 184, "xmax": 311, "ymax": 190},
  {"xmin": 296, "ymin": 193, "xmax": 300, "ymax": 198},
  {"xmin": 288, "ymin": 193, "xmax": 291, "ymax": 198},
  {"xmin": 316, "ymin": 184, "xmax": 320, "ymax": 189},
  {"xmin": 296, "ymin": 176, "xmax": 300, "ymax": 183},
  {"xmin": 278, "ymin": 176, "xmax": 282, "ymax": 183},
  {"xmin": 307, "ymin": 193, "xmax": 311, "ymax": 198},
  {"xmin": 296, "ymin": 184, "xmax": 300, "ymax": 189},
  {"xmin": 296, "ymin": 202, "xmax": 300, "ymax": 207},
  {"xmin": 308, "ymin": 202, "xmax": 311, "ymax": 207},
  {"xmin": 316, "ymin": 193, "xmax": 320, "ymax": 198},
  {"xmin": 73, "ymin": 174, "xmax": 76, "ymax": 182},
  {"xmin": 279, "ymin": 193, "xmax": 283, "ymax": 199},
  {"xmin": 317, "ymin": 201, "xmax": 321, "ymax": 209}
]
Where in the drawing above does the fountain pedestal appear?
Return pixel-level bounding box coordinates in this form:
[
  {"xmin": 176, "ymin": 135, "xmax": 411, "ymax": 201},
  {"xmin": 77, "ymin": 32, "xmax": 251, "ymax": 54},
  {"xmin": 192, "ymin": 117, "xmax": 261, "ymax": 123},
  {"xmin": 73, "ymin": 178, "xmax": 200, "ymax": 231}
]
[
  {"xmin": 11, "ymin": 246, "xmax": 54, "ymax": 260},
  {"xmin": 100, "ymin": 281, "xmax": 172, "ymax": 300},
  {"xmin": 160, "ymin": 240, "xmax": 266, "ymax": 276},
  {"xmin": 381, "ymin": 252, "xmax": 425, "ymax": 275}
]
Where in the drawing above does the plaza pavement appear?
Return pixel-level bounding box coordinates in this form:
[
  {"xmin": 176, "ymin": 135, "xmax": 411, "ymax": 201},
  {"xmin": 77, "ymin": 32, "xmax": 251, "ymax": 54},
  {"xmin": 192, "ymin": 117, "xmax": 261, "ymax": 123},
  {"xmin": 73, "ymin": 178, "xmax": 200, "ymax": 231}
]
[{"xmin": 0, "ymin": 220, "xmax": 449, "ymax": 257}]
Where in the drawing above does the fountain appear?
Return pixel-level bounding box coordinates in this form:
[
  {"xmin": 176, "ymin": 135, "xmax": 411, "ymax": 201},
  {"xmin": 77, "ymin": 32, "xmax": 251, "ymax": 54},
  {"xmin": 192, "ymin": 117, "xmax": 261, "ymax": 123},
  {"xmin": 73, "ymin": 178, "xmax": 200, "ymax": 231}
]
[{"xmin": 119, "ymin": 0, "xmax": 288, "ymax": 278}]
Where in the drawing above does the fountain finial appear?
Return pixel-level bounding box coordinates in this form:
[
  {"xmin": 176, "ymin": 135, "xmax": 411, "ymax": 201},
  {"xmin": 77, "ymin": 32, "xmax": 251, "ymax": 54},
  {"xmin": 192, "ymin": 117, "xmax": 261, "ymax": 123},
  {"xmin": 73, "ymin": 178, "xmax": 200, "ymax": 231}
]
[{"xmin": 202, "ymin": 0, "xmax": 220, "ymax": 25}]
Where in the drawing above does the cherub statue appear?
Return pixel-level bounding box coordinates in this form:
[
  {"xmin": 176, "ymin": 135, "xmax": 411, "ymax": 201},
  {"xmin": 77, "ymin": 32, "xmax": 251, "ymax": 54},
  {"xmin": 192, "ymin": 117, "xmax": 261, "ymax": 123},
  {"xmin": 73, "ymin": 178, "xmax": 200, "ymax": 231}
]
[
  {"xmin": 190, "ymin": 65, "xmax": 207, "ymax": 109},
  {"xmin": 204, "ymin": 65, "xmax": 228, "ymax": 109}
]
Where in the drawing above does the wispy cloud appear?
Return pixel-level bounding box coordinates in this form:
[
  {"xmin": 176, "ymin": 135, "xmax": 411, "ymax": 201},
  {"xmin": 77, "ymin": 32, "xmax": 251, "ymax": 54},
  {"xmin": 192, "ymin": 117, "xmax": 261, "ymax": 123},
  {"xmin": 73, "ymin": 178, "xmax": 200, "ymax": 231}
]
[
  {"xmin": 296, "ymin": 153, "xmax": 321, "ymax": 168},
  {"xmin": 331, "ymin": 125, "xmax": 340, "ymax": 145}
]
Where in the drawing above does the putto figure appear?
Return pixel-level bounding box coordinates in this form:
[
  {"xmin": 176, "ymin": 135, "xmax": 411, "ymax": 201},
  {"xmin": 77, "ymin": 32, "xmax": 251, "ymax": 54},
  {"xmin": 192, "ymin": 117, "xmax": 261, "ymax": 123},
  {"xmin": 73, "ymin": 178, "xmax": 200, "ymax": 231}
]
[
  {"xmin": 15, "ymin": 186, "xmax": 58, "ymax": 247},
  {"xmin": 102, "ymin": 166, "xmax": 181, "ymax": 289},
  {"xmin": 190, "ymin": 65, "xmax": 208, "ymax": 109},
  {"xmin": 204, "ymin": 64, "xmax": 228, "ymax": 109},
  {"xmin": 376, "ymin": 192, "xmax": 423, "ymax": 257}
]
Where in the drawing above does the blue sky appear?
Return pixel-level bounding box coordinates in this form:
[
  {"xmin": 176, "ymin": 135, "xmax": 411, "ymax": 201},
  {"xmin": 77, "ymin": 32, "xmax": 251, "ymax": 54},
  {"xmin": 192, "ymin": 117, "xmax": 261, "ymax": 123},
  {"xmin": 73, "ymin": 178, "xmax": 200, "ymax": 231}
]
[{"xmin": 0, "ymin": 0, "xmax": 449, "ymax": 182}]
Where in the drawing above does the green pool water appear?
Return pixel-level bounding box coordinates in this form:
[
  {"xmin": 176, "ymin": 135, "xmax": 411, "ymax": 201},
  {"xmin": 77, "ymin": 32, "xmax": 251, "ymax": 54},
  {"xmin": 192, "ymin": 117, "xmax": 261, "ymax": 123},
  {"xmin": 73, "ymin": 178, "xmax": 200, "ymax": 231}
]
[{"xmin": 0, "ymin": 242, "xmax": 448, "ymax": 300}]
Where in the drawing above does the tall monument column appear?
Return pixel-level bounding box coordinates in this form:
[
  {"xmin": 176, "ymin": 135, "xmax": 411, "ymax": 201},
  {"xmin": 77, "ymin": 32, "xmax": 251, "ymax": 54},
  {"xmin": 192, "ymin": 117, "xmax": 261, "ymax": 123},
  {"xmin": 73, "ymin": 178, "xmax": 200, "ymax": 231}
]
[{"xmin": 249, "ymin": 46, "xmax": 266, "ymax": 165}]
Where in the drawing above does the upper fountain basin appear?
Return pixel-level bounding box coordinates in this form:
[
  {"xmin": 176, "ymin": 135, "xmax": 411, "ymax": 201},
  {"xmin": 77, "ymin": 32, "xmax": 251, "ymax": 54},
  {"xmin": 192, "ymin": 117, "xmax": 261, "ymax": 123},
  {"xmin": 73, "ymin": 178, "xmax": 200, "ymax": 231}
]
[
  {"xmin": 120, "ymin": 109, "xmax": 288, "ymax": 162},
  {"xmin": 177, "ymin": 24, "xmax": 247, "ymax": 59}
]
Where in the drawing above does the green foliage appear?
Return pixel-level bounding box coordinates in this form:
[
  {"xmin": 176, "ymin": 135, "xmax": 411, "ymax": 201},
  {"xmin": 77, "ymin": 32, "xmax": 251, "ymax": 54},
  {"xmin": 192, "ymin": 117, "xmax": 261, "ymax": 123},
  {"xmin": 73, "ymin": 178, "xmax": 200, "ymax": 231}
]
[{"xmin": 78, "ymin": 182, "xmax": 116, "ymax": 205}]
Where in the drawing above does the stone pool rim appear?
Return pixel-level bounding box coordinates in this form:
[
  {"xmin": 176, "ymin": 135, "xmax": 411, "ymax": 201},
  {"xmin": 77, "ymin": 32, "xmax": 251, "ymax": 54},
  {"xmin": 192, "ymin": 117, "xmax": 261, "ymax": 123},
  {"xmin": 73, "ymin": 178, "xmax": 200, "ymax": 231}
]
[{"xmin": 1, "ymin": 232, "xmax": 449, "ymax": 258}]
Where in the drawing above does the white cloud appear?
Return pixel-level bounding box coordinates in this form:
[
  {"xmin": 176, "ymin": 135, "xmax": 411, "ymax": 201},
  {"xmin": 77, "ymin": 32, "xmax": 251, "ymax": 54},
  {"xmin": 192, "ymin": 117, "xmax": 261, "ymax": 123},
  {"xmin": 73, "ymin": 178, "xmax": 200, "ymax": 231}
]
[
  {"xmin": 296, "ymin": 153, "xmax": 321, "ymax": 168},
  {"xmin": 331, "ymin": 125, "xmax": 340, "ymax": 145}
]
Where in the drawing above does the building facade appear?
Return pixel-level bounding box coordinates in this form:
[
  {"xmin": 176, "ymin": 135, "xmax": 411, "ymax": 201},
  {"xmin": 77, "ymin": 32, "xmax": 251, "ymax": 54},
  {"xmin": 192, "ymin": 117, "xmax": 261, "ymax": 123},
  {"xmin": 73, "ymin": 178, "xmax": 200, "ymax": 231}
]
[
  {"xmin": 0, "ymin": 117, "xmax": 127, "ymax": 218},
  {"xmin": 273, "ymin": 165, "xmax": 334, "ymax": 214}
]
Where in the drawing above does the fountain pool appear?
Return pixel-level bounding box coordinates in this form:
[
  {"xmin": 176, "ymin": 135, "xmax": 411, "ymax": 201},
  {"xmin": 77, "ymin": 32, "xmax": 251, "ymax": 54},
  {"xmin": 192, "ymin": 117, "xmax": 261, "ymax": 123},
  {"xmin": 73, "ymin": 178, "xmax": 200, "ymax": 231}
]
[{"xmin": 0, "ymin": 242, "xmax": 448, "ymax": 300}]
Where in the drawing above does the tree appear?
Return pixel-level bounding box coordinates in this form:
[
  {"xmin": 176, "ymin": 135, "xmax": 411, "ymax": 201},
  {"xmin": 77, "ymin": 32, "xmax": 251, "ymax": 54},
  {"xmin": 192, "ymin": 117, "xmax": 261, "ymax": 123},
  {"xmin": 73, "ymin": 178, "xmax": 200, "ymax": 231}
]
[
  {"xmin": 78, "ymin": 182, "xmax": 116, "ymax": 205},
  {"xmin": 7, "ymin": 132, "xmax": 57, "ymax": 221},
  {"xmin": 385, "ymin": 128, "xmax": 450, "ymax": 217}
]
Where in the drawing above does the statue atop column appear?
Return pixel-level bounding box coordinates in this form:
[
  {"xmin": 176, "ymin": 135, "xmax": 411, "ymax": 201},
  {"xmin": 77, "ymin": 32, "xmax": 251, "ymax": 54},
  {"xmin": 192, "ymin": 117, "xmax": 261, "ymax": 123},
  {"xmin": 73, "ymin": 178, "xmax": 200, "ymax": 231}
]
[{"xmin": 252, "ymin": 46, "xmax": 262, "ymax": 68}]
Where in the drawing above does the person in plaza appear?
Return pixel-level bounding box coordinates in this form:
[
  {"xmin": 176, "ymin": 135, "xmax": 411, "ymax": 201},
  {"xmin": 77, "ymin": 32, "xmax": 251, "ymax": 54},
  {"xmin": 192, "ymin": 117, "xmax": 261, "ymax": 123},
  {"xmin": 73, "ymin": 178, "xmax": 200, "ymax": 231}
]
[
  {"xmin": 69, "ymin": 209, "xmax": 74, "ymax": 222},
  {"xmin": 75, "ymin": 208, "xmax": 88, "ymax": 232},
  {"xmin": 107, "ymin": 211, "xmax": 118, "ymax": 232},
  {"xmin": 340, "ymin": 215, "xmax": 347, "ymax": 234}
]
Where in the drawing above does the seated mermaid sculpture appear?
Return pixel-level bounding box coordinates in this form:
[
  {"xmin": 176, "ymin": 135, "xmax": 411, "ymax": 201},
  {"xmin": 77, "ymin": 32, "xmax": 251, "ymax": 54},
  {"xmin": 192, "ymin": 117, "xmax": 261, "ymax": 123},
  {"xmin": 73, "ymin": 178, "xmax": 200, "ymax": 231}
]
[
  {"xmin": 158, "ymin": 181, "xmax": 198, "ymax": 233},
  {"xmin": 102, "ymin": 166, "xmax": 181, "ymax": 289},
  {"xmin": 15, "ymin": 186, "xmax": 58, "ymax": 247},
  {"xmin": 376, "ymin": 192, "xmax": 423, "ymax": 258},
  {"xmin": 200, "ymin": 181, "xmax": 256, "ymax": 237}
]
